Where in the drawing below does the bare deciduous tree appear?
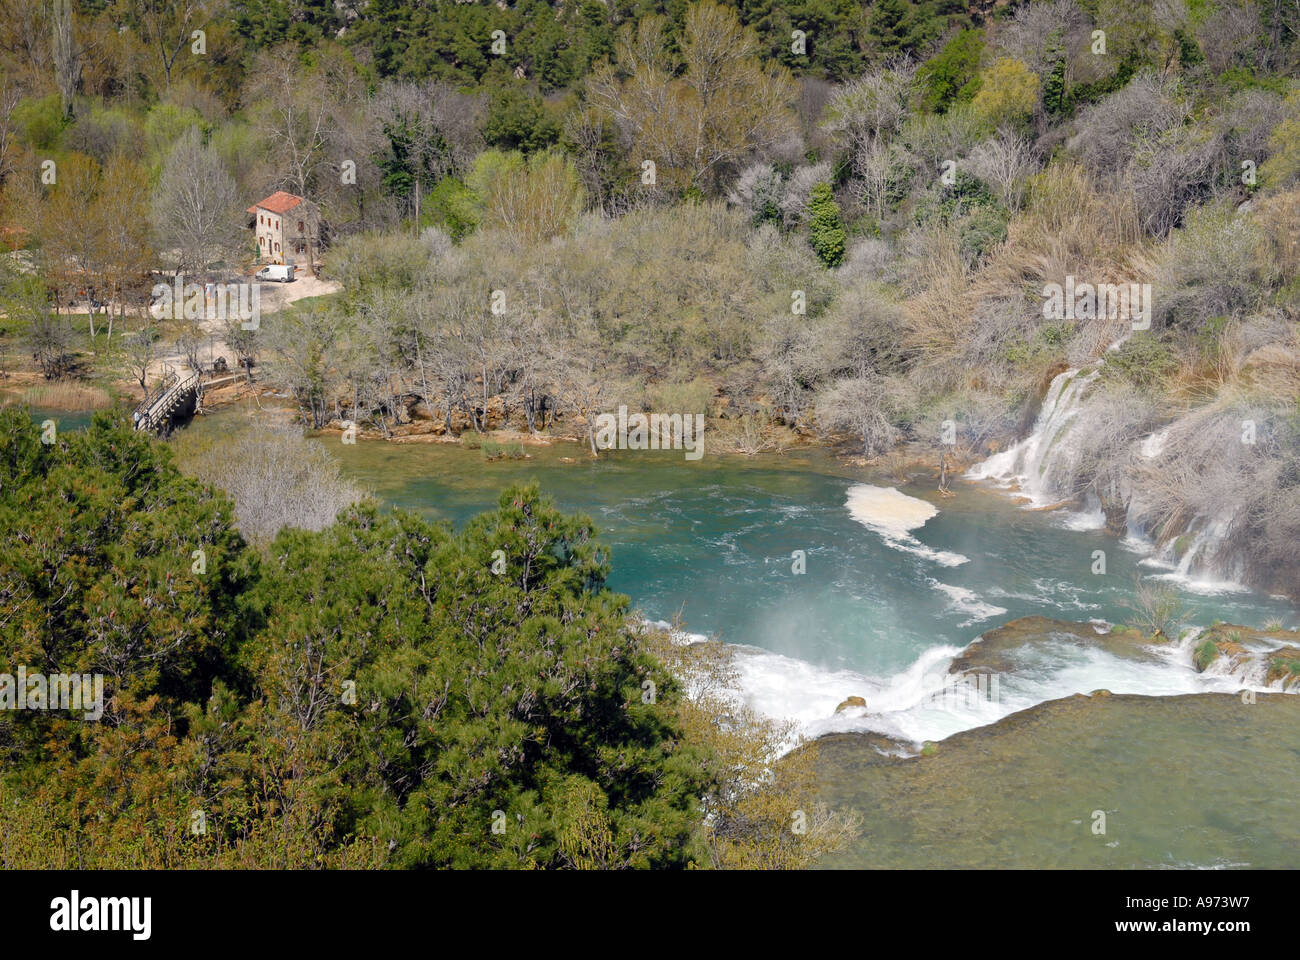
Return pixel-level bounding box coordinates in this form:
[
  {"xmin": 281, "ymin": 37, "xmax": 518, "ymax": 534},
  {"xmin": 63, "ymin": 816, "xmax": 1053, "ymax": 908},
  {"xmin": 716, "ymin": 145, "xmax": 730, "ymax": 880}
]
[
  {"xmin": 1066, "ymin": 73, "xmax": 1189, "ymax": 179},
  {"xmin": 966, "ymin": 131, "xmax": 1040, "ymax": 212},
  {"xmin": 174, "ymin": 418, "xmax": 365, "ymax": 546},
  {"xmin": 251, "ymin": 49, "xmax": 332, "ymax": 199},
  {"xmin": 816, "ymin": 375, "xmax": 901, "ymax": 457},
  {"xmin": 96, "ymin": 153, "xmax": 153, "ymax": 348},
  {"xmin": 373, "ymin": 79, "xmax": 482, "ymax": 226},
  {"xmin": 133, "ymin": 0, "xmax": 211, "ymax": 88},
  {"xmin": 821, "ymin": 61, "xmax": 916, "ymax": 158},
  {"xmin": 152, "ymin": 125, "xmax": 242, "ymax": 276},
  {"xmin": 49, "ymin": 0, "xmax": 81, "ymax": 118},
  {"xmin": 587, "ymin": 0, "xmax": 797, "ymax": 194},
  {"xmin": 125, "ymin": 325, "xmax": 157, "ymax": 393},
  {"xmin": 0, "ymin": 81, "xmax": 18, "ymax": 190}
]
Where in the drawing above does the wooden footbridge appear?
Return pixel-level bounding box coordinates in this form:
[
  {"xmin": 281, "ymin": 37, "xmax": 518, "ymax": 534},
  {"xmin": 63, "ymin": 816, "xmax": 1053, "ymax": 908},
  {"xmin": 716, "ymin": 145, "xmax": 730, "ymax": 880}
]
[{"xmin": 131, "ymin": 368, "xmax": 250, "ymax": 434}]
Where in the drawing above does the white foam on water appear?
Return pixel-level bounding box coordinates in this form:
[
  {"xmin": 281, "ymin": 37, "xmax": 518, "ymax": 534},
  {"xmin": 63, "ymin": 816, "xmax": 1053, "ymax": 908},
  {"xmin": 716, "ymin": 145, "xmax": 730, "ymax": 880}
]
[
  {"xmin": 927, "ymin": 579, "xmax": 1008, "ymax": 626},
  {"xmin": 1177, "ymin": 627, "xmax": 1300, "ymax": 691},
  {"xmin": 1060, "ymin": 503, "xmax": 1106, "ymax": 531},
  {"xmin": 1140, "ymin": 518, "xmax": 1253, "ymax": 594},
  {"xmin": 845, "ymin": 484, "xmax": 969, "ymax": 567},
  {"xmin": 714, "ymin": 617, "xmax": 1297, "ymax": 753},
  {"xmin": 728, "ymin": 642, "xmax": 1010, "ymax": 746},
  {"xmin": 730, "ymin": 647, "xmax": 879, "ymax": 731},
  {"xmin": 1030, "ymin": 577, "xmax": 1100, "ymax": 612},
  {"xmin": 644, "ymin": 619, "xmax": 709, "ymax": 646},
  {"xmin": 1149, "ymin": 569, "xmax": 1250, "ymax": 595},
  {"xmin": 1040, "ymin": 643, "xmax": 1229, "ymax": 698},
  {"xmin": 968, "ymin": 362, "xmax": 1256, "ymax": 591}
]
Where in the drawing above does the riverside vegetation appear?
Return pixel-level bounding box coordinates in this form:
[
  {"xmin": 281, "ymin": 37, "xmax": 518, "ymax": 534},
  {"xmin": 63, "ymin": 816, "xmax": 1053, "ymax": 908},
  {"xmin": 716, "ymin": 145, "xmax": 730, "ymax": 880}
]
[{"xmin": 1, "ymin": 0, "xmax": 1299, "ymax": 867}]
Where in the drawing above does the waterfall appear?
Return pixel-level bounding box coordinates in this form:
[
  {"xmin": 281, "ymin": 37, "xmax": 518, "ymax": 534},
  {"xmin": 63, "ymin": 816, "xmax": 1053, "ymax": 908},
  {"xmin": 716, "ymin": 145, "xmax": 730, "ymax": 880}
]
[
  {"xmin": 968, "ymin": 366, "xmax": 1252, "ymax": 591},
  {"xmin": 1137, "ymin": 514, "xmax": 1248, "ymax": 593},
  {"xmin": 966, "ymin": 367, "xmax": 1101, "ymax": 507},
  {"xmin": 1128, "ymin": 428, "xmax": 1247, "ymax": 591}
]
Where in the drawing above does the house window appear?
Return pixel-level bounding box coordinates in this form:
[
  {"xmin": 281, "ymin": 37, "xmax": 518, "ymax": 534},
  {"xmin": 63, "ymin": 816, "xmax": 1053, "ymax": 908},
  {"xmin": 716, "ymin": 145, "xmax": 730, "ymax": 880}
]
[
  {"xmin": 274, "ymin": 242, "xmax": 280, "ymax": 252},
  {"xmin": 275, "ymin": 220, "xmax": 280, "ymax": 229},
  {"xmin": 259, "ymin": 236, "xmax": 264, "ymax": 246},
  {"xmin": 297, "ymin": 220, "xmax": 304, "ymax": 232}
]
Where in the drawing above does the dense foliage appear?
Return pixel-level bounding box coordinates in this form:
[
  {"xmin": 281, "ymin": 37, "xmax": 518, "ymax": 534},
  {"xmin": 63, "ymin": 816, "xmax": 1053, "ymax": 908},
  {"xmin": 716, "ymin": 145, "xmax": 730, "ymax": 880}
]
[{"xmin": 0, "ymin": 408, "xmax": 729, "ymax": 867}]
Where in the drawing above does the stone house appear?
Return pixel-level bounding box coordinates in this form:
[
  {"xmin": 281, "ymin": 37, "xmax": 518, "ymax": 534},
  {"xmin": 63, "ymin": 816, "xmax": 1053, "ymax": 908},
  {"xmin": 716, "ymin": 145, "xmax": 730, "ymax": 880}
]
[{"xmin": 247, "ymin": 191, "xmax": 321, "ymax": 269}]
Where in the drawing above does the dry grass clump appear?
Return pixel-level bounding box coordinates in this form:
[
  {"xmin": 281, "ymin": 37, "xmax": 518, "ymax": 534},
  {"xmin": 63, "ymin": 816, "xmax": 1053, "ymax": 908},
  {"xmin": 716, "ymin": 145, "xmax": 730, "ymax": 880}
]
[{"xmin": 5, "ymin": 381, "xmax": 114, "ymax": 410}]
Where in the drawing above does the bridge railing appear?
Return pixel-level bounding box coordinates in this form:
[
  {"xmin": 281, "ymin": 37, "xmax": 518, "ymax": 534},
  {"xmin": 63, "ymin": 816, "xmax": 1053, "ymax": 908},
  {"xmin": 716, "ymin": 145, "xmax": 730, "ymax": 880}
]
[
  {"xmin": 133, "ymin": 370, "xmax": 201, "ymax": 433},
  {"xmin": 133, "ymin": 372, "xmax": 175, "ymax": 416}
]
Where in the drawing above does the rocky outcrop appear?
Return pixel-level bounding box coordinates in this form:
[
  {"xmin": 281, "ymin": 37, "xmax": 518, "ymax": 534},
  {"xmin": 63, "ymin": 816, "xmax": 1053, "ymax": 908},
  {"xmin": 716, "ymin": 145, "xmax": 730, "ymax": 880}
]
[
  {"xmin": 1191, "ymin": 623, "xmax": 1300, "ymax": 690},
  {"xmin": 1264, "ymin": 647, "xmax": 1300, "ymax": 691},
  {"xmin": 947, "ymin": 615, "xmax": 1160, "ymax": 678},
  {"xmin": 1193, "ymin": 636, "xmax": 1247, "ymax": 672},
  {"xmin": 834, "ymin": 696, "xmax": 868, "ymax": 713}
]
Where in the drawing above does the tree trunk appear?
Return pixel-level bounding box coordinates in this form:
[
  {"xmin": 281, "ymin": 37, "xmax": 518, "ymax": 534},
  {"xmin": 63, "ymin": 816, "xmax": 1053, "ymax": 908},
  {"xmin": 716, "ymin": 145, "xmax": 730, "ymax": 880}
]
[{"xmin": 415, "ymin": 335, "xmax": 434, "ymax": 424}]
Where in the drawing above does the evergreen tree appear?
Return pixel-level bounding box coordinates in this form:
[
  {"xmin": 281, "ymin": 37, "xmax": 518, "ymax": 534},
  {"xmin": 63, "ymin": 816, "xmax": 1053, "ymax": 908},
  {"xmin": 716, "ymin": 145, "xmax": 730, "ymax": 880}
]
[
  {"xmin": 869, "ymin": 0, "xmax": 911, "ymax": 55},
  {"xmin": 0, "ymin": 412, "xmax": 716, "ymax": 868},
  {"xmin": 1042, "ymin": 30, "xmax": 1068, "ymax": 118},
  {"xmin": 918, "ymin": 28, "xmax": 985, "ymax": 113},
  {"xmin": 808, "ymin": 182, "xmax": 847, "ymax": 267}
]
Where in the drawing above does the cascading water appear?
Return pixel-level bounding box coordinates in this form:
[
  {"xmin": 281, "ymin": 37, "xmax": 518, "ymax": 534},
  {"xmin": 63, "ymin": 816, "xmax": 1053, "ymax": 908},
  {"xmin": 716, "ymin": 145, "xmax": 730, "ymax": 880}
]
[
  {"xmin": 967, "ymin": 366, "xmax": 1248, "ymax": 590},
  {"xmin": 1127, "ymin": 430, "xmax": 1247, "ymax": 591},
  {"xmin": 966, "ymin": 367, "xmax": 1101, "ymax": 507}
]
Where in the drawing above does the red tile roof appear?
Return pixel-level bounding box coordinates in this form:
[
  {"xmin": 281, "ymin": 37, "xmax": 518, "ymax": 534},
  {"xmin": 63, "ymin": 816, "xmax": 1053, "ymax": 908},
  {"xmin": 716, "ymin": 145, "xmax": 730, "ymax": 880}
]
[{"xmin": 247, "ymin": 191, "xmax": 304, "ymax": 215}]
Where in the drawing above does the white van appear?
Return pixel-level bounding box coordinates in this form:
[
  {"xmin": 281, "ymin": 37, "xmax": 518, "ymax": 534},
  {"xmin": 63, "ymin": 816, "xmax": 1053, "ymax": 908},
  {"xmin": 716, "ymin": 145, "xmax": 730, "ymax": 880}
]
[{"xmin": 256, "ymin": 264, "xmax": 295, "ymax": 282}]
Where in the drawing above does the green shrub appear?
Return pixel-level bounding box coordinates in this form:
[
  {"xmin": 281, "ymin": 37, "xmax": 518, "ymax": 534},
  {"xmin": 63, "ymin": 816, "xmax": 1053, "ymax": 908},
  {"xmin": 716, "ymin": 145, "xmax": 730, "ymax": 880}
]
[
  {"xmin": 958, "ymin": 203, "xmax": 1008, "ymax": 261},
  {"xmin": 917, "ymin": 29, "xmax": 984, "ymax": 113},
  {"xmin": 1194, "ymin": 639, "xmax": 1219, "ymax": 671},
  {"xmin": 808, "ymin": 182, "xmax": 847, "ymax": 267},
  {"xmin": 424, "ymin": 176, "xmax": 480, "ymax": 240},
  {"xmin": 1101, "ymin": 333, "xmax": 1179, "ymax": 388},
  {"xmin": 14, "ymin": 94, "xmax": 67, "ymax": 150}
]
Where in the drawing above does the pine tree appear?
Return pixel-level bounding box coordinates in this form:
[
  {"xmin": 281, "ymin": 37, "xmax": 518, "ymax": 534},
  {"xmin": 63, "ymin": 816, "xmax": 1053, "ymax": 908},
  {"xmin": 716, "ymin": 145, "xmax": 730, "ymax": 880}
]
[
  {"xmin": 808, "ymin": 182, "xmax": 847, "ymax": 267},
  {"xmin": 1042, "ymin": 31, "xmax": 1068, "ymax": 118},
  {"xmin": 869, "ymin": 0, "xmax": 911, "ymax": 55}
]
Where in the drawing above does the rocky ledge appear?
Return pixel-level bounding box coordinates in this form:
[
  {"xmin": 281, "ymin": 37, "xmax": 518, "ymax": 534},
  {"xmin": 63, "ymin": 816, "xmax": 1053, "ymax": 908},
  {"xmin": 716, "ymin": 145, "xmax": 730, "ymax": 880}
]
[
  {"xmin": 946, "ymin": 615, "xmax": 1161, "ymax": 678},
  {"xmin": 1191, "ymin": 623, "xmax": 1300, "ymax": 691}
]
